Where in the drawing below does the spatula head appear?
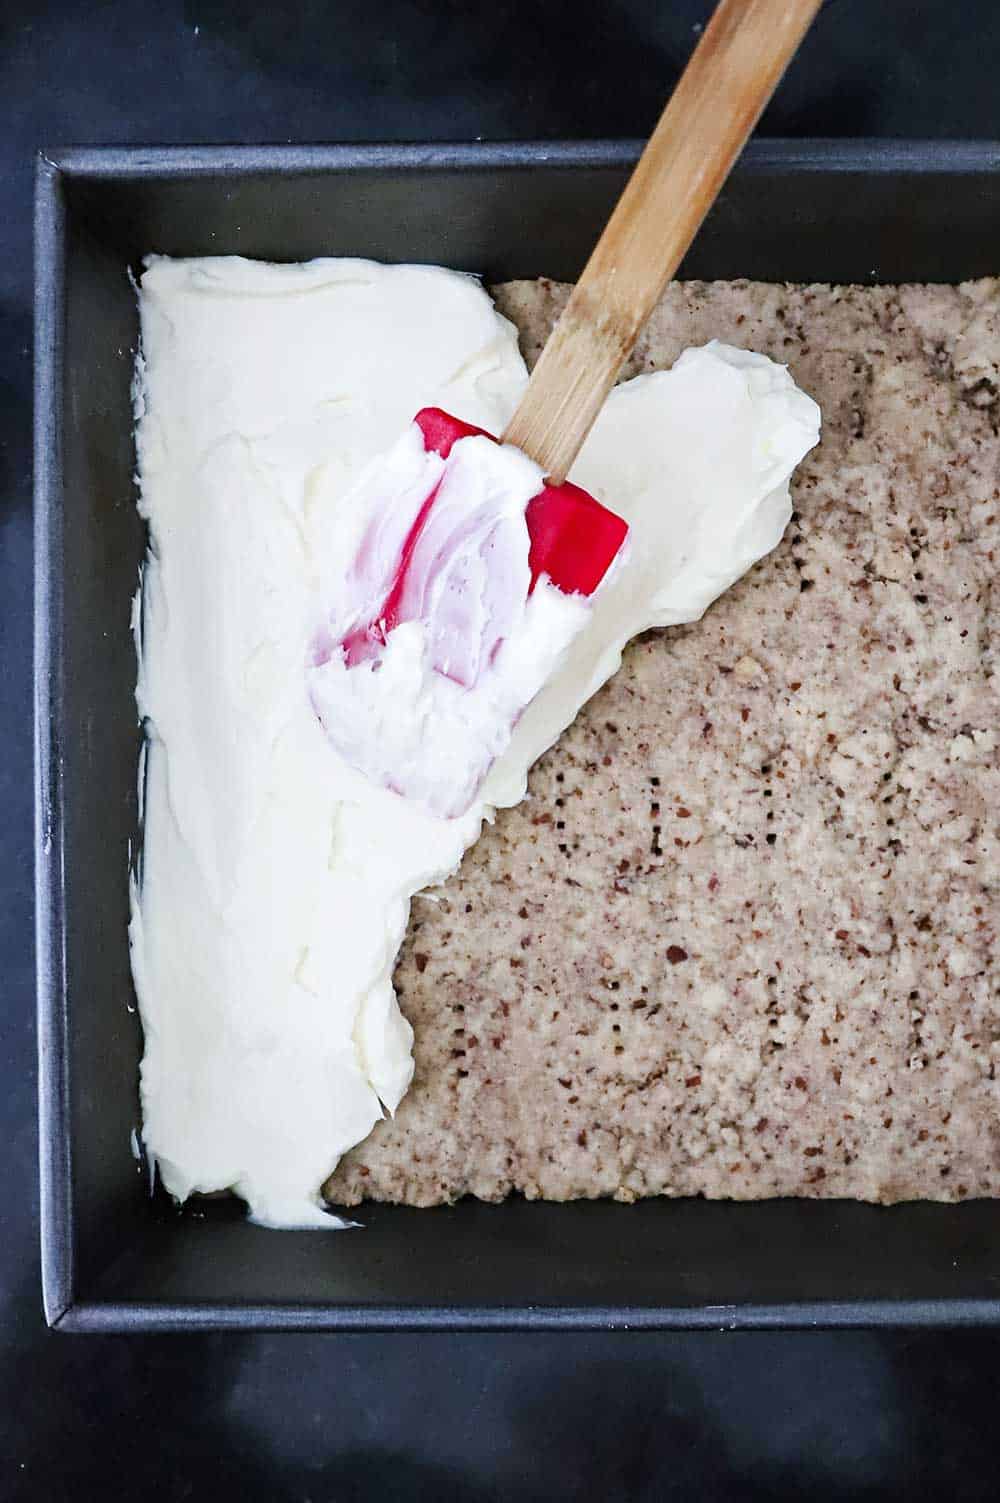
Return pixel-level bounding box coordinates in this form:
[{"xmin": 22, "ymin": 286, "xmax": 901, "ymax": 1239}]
[{"xmin": 309, "ymin": 409, "xmax": 629, "ymax": 817}]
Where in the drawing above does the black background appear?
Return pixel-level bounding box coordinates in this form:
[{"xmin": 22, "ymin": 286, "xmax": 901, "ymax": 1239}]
[{"xmin": 5, "ymin": 2, "xmax": 1000, "ymax": 1497}]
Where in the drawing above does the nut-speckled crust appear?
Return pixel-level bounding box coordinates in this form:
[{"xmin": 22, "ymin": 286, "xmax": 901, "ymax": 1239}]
[{"xmin": 324, "ymin": 277, "xmax": 1000, "ymax": 1209}]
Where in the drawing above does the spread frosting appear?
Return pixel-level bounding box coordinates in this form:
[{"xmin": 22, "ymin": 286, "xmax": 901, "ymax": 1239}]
[{"xmin": 131, "ymin": 255, "xmax": 820, "ymax": 1228}]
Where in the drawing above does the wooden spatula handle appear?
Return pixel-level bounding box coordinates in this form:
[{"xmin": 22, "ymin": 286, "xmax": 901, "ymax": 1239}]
[{"xmin": 503, "ymin": 0, "xmax": 822, "ymax": 482}]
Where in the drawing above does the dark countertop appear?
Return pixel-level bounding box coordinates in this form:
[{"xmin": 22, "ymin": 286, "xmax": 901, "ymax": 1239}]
[{"xmin": 5, "ymin": 2, "xmax": 1000, "ymax": 1497}]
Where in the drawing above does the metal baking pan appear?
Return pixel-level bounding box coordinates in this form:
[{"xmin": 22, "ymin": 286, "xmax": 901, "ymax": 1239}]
[{"xmin": 35, "ymin": 139, "xmax": 1000, "ymax": 1332}]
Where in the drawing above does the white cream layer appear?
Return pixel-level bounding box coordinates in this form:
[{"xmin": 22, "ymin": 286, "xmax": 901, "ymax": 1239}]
[{"xmin": 131, "ymin": 256, "xmax": 820, "ymax": 1228}]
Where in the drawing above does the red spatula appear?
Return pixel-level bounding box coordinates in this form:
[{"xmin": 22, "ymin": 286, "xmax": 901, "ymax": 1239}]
[{"xmin": 311, "ymin": 0, "xmax": 822, "ymax": 817}]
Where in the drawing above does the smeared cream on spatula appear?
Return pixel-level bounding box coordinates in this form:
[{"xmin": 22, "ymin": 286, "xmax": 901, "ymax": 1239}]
[{"xmin": 309, "ymin": 410, "xmax": 628, "ymax": 818}]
